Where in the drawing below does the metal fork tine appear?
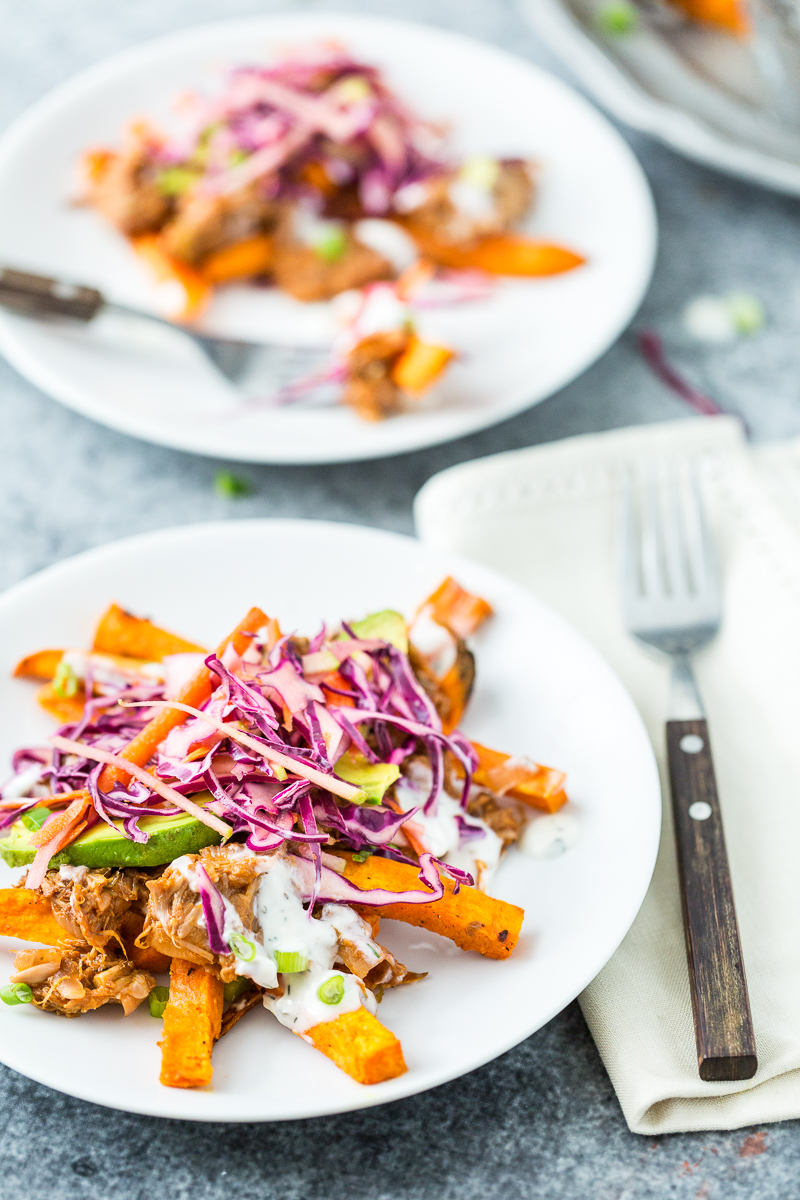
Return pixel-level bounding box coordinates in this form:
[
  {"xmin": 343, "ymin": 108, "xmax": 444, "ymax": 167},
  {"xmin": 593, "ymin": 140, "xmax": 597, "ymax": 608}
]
[
  {"xmin": 639, "ymin": 469, "xmax": 663, "ymax": 599},
  {"xmin": 683, "ymin": 467, "xmax": 710, "ymax": 597},
  {"xmin": 621, "ymin": 470, "xmax": 640, "ymax": 602},
  {"xmin": 662, "ymin": 465, "xmax": 689, "ymax": 598}
]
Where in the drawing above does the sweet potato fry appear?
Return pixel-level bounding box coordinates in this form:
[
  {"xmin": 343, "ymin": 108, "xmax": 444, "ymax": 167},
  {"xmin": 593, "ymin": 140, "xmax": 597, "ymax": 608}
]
[
  {"xmin": 131, "ymin": 234, "xmax": 211, "ymax": 319},
  {"xmin": 159, "ymin": 959, "xmax": 223, "ymax": 1088},
  {"xmin": 421, "ymin": 576, "xmax": 493, "ymax": 640},
  {"xmin": 36, "ymin": 683, "xmax": 85, "ymax": 725},
  {"xmin": 471, "ymin": 742, "xmax": 567, "ymax": 813},
  {"xmin": 0, "ymin": 888, "xmax": 73, "ymax": 947},
  {"xmin": 391, "ymin": 337, "xmax": 453, "ymax": 396},
  {"xmin": 93, "ymin": 603, "xmax": 205, "ymax": 661},
  {"xmin": 342, "ymin": 855, "xmax": 523, "ymax": 959},
  {"xmin": 13, "ymin": 649, "xmax": 65, "ymax": 681},
  {"xmin": 304, "ymin": 1007, "xmax": 407, "ymax": 1084},
  {"xmin": 202, "ymin": 235, "xmax": 274, "ymax": 283},
  {"xmin": 403, "ymin": 226, "xmax": 585, "ymax": 276},
  {"xmin": 668, "ymin": 0, "xmax": 747, "ymax": 33},
  {"xmin": 98, "ymin": 607, "xmax": 267, "ymax": 790}
]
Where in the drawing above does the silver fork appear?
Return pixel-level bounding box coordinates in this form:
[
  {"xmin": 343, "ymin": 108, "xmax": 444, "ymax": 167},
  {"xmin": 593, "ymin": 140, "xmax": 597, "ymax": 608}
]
[
  {"xmin": 0, "ymin": 265, "xmax": 323, "ymax": 385},
  {"xmin": 621, "ymin": 462, "xmax": 757, "ymax": 1083}
]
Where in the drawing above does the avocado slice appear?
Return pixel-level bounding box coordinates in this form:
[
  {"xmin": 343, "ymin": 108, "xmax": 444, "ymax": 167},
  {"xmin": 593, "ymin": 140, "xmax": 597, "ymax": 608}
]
[
  {"xmin": 349, "ymin": 610, "xmax": 408, "ymax": 654},
  {"xmin": 0, "ymin": 794, "xmax": 222, "ymax": 870},
  {"xmin": 334, "ymin": 749, "xmax": 400, "ymax": 805}
]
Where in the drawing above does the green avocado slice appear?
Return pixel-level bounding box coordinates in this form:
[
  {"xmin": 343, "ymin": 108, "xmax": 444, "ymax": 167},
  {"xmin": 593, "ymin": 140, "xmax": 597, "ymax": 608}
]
[
  {"xmin": 0, "ymin": 793, "xmax": 222, "ymax": 870},
  {"xmin": 334, "ymin": 749, "xmax": 400, "ymax": 805},
  {"xmin": 349, "ymin": 610, "xmax": 408, "ymax": 654}
]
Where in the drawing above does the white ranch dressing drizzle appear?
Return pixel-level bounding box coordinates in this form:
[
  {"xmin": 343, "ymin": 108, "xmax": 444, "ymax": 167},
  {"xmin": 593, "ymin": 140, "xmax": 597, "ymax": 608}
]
[
  {"xmin": 258, "ymin": 860, "xmax": 373, "ymax": 1033},
  {"xmin": 520, "ymin": 812, "xmax": 580, "ymax": 860},
  {"xmin": 1, "ymin": 762, "xmax": 45, "ymax": 800},
  {"xmin": 173, "ymin": 854, "xmax": 375, "ymax": 1033},
  {"xmin": 394, "ymin": 761, "xmax": 503, "ymax": 889}
]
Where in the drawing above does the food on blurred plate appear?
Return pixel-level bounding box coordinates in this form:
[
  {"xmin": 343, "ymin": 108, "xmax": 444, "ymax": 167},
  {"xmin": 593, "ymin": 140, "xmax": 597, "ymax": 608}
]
[{"xmin": 80, "ymin": 44, "xmax": 584, "ymax": 419}]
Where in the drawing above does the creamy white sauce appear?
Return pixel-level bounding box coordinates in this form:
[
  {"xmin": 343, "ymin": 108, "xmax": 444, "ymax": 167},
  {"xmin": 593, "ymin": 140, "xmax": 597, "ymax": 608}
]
[
  {"xmin": 448, "ymin": 179, "xmax": 495, "ymax": 220},
  {"xmin": 354, "ymin": 219, "xmax": 418, "ymax": 272},
  {"xmin": 61, "ymin": 650, "xmax": 164, "ymax": 690},
  {"xmin": 322, "ymin": 903, "xmax": 383, "ymax": 965},
  {"xmin": 58, "ymin": 864, "xmax": 88, "ymax": 882},
  {"xmin": 392, "ymin": 180, "xmax": 429, "ymax": 214},
  {"xmin": 520, "ymin": 812, "xmax": 580, "ymax": 860},
  {"xmin": 267, "ymin": 968, "xmax": 375, "ymax": 1035},
  {"xmin": 408, "ymin": 609, "xmax": 457, "ymax": 677},
  {"xmin": 1, "ymin": 762, "xmax": 45, "ymax": 800},
  {"xmin": 394, "ymin": 761, "xmax": 502, "ymax": 890}
]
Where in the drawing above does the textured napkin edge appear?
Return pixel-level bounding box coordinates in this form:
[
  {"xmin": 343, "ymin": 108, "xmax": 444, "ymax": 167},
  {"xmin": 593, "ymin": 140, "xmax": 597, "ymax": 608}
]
[{"xmin": 414, "ymin": 416, "xmax": 800, "ymax": 1135}]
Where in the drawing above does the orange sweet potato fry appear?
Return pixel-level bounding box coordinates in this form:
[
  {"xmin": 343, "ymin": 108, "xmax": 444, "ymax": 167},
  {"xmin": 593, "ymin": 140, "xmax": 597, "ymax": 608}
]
[
  {"xmin": 471, "ymin": 742, "xmax": 567, "ymax": 813},
  {"xmin": 342, "ymin": 854, "xmax": 523, "ymax": 959},
  {"xmin": 202, "ymin": 235, "xmax": 274, "ymax": 284},
  {"xmin": 391, "ymin": 337, "xmax": 453, "ymax": 396},
  {"xmin": 36, "ymin": 683, "xmax": 85, "ymax": 725},
  {"xmin": 160, "ymin": 959, "xmax": 223, "ymax": 1088},
  {"xmin": 98, "ymin": 607, "xmax": 267, "ymax": 790},
  {"xmin": 669, "ymin": 0, "xmax": 747, "ymax": 33},
  {"xmin": 0, "ymin": 888, "xmax": 74, "ymax": 947},
  {"xmin": 13, "ymin": 649, "xmax": 65, "ymax": 681},
  {"xmin": 404, "ymin": 226, "xmax": 585, "ymax": 276},
  {"xmin": 93, "ymin": 603, "xmax": 205, "ymax": 661},
  {"xmin": 304, "ymin": 1007, "xmax": 407, "ymax": 1084},
  {"xmin": 131, "ymin": 234, "xmax": 211, "ymax": 319},
  {"xmin": 422, "ymin": 576, "xmax": 493, "ymax": 640}
]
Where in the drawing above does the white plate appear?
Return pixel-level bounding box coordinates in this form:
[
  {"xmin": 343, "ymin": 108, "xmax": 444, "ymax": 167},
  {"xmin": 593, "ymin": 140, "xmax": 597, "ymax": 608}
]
[
  {"xmin": 0, "ymin": 14, "xmax": 655, "ymax": 464},
  {"xmin": 520, "ymin": 0, "xmax": 800, "ymax": 197},
  {"xmin": 0, "ymin": 519, "xmax": 661, "ymax": 1120}
]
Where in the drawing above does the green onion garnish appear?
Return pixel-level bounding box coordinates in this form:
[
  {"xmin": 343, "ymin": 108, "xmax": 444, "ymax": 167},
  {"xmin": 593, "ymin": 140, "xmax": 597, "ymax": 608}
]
[
  {"xmin": 351, "ymin": 848, "xmax": 374, "ymax": 863},
  {"xmin": 21, "ymin": 807, "xmax": 51, "ymax": 832},
  {"xmin": 317, "ymin": 974, "xmax": 345, "ymax": 1006},
  {"xmin": 596, "ymin": 0, "xmax": 638, "ymax": 35},
  {"xmin": 52, "ymin": 660, "xmax": 79, "ymax": 698},
  {"xmin": 273, "ymin": 951, "xmax": 309, "ymax": 974},
  {"xmin": 312, "ymin": 226, "xmax": 348, "ymax": 264},
  {"xmin": 0, "ymin": 982, "xmax": 33, "ymax": 1006},
  {"xmin": 148, "ymin": 985, "xmax": 170, "ymax": 1018},
  {"xmin": 223, "ymin": 977, "xmax": 252, "ymax": 1008},
  {"xmin": 725, "ymin": 291, "xmax": 765, "ymax": 335},
  {"xmin": 230, "ymin": 933, "xmax": 257, "ymax": 962},
  {"xmin": 156, "ymin": 167, "xmax": 201, "ymax": 196},
  {"xmin": 214, "ymin": 470, "xmax": 252, "ymax": 499}
]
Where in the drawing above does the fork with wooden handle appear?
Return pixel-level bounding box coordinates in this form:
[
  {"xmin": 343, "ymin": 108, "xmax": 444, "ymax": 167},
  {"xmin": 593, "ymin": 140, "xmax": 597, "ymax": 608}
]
[{"xmin": 621, "ymin": 463, "xmax": 757, "ymax": 1082}]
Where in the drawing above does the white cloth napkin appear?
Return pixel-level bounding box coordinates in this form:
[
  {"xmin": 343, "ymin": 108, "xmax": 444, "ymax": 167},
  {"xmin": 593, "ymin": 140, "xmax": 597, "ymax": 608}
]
[{"xmin": 414, "ymin": 416, "xmax": 800, "ymax": 1135}]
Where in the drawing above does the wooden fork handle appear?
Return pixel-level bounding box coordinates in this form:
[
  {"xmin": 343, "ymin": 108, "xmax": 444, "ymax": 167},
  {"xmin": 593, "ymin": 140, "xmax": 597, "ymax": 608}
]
[
  {"xmin": 0, "ymin": 267, "xmax": 102, "ymax": 322},
  {"xmin": 667, "ymin": 717, "xmax": 757, "ymax": 1081}
]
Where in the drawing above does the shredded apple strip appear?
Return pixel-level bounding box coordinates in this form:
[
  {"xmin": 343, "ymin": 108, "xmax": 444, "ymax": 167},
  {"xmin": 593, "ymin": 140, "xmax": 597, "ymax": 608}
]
[
  {"xmin": 126, "ymin": 700, "xmax": 364, "ymax": 802},
  {"xmin": 49, "ymin": 736, "xmax": 231, "ymax": 837},
  {"xmin": 98, "ymin": 606, "xmax": 267, "ymax": 791}
]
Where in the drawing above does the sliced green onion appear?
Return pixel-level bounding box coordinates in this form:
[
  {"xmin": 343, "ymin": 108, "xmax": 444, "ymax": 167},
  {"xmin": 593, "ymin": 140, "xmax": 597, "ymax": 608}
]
[
  {"xmin": 596, "ymin": 0, "xmax": 638, "ymax": 35},
  {"xmin": 273, "ymin": 951, "xmax": 309, "ymax": 974},
  {"xmin": 312, "ymin": 226, "xmax": 348, "ymax": 263},
  {"xmin": 338, "ymin": 76, "xmax": 371, "ymax": 103},
  {"xmin": 351, "ymin": 848, "xmax": 374, "ymax": 863},
  {"xmin": 223, "ymin": 977, "xmax": 252, "ymax": 1008},
  {"xmin": 214, "ymin": 470, "xmax": 252, "ymax": 499},
  {"xmin": 725, "ymin": 291, "xmax": 765, "ymax": 335},
  {"xmin": 0, "ymin": 982, "xmax": 33, "ymax": 1006},
  {"xmin": 21, "ymin": 807, "xmax": 51, "ymax": 832},
  {"xmin": 52, "ymin": 661, "xmax": 79, "ymax": 698},
  {"xmin": 230, "ymin": 933, "xmax": 257, "ymax": 962},
  {"xmin": 148, "ymin": 985, "xmax": 170, "ymax": 1018},
  {"xmin": 317, "ymin": 974, "xmax": 345, "ymax": 1006},
  {"xmin": 156, "ymin": 167, "xmax": 201, "ymax": 196},
  {"xmin": 228, "ymin": 149, "xmax": 249, "ymax": 167}
]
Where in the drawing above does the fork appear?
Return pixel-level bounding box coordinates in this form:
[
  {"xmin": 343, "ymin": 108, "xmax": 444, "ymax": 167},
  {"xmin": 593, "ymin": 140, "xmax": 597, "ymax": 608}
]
[
  {"xmin": 0, "ymin": 265, "xmax": 322, "ymax": 385},
  {"xmin": 621, "ymin": 462, "xmax": 757, "ymax": 1082}
]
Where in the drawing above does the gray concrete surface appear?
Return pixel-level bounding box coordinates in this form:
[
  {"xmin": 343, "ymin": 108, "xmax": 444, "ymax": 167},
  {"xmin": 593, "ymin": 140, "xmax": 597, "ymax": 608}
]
[{"xmin": 1, "ymin": 0, "xmax": 798, "ymax": 1195}]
